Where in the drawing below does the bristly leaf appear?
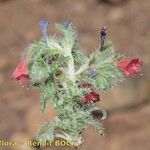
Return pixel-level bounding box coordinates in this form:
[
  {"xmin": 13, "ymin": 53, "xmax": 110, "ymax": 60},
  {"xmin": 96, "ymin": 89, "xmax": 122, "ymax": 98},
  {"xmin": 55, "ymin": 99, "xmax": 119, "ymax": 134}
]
[
  {"xmin": 80, "ymin": 42, "xmax": 124, "ymax": 90},
  {"xmin": 90, "ymin": 42, "xmax": 124, "ymax": 66},
  {"xmin": 40, "ymin": 81, "xmax": 60, "ymax": 110},
  {"xmin": 28, "ymin": 60, "xmax": 51, "ymax": 83},
  {"xmin": 38, "ymin": 121, "xmax": 55, "ymax": 142},
  {"xmin": 95, "ymin": 63, "xmax": 124, "ymax": 90},
  {"xmin": 71, "ymin": 37, "xmax": 87, "ymax": 70},
  {"xmin": 87, "ymin": 117, "xmax": 105, "ymax": 136},
  {"xmin": 27, "ymin": 37, "xmax": 62, "ymax": 83},
  {"xmin": 56, "ymin": 21, "xmax": 77, "ymax": 52},
  {"xmin": 40, "ymin": 94, "xmax": 47, "ymax": 112}
]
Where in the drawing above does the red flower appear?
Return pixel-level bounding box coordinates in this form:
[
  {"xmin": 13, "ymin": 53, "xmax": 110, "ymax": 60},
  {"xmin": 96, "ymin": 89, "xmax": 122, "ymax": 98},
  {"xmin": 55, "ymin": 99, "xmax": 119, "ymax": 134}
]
[
  {"xmin": 82, "ymin": 82, "xmax": 92, "ymax": 88},
  {"xmin": 12, "ymin": 59, "xmax": 29, "ymax": 80},
  {"xmin": 81, "ymin": 82, "xmax": 100, "ymax": 104},
  {"xmin": 117, "ymin": 58, "xmax": 143, "ymax": 77},
  {"xmin": 81, "ymin": 91, "xmax": 100, "ymax": 104}
]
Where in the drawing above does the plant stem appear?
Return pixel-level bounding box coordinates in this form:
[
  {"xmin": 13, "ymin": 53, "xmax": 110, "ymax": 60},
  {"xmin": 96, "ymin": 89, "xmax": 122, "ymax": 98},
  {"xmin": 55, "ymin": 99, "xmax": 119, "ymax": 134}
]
[
  {"xmin": 75, "ymin": 64, "xmax": 89, "ymax": 76},
  {"xmin": 67, "ymin": 53, "xmax": 76, "ymax": 83}
]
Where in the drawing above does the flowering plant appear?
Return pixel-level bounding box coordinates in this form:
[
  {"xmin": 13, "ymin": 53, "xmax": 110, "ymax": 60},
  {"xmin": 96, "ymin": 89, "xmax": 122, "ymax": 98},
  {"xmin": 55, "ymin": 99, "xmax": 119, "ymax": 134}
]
[{"xmin": 12, "ymin": 20, "xmax": 143, "ymax": 148}]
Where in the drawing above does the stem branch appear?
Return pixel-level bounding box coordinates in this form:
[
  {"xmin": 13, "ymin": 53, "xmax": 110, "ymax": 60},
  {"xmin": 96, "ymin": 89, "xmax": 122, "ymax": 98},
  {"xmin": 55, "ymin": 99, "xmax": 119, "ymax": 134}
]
[{"xmin": 75, "ymin": 64, "xmax": 89, "ymax": 76}]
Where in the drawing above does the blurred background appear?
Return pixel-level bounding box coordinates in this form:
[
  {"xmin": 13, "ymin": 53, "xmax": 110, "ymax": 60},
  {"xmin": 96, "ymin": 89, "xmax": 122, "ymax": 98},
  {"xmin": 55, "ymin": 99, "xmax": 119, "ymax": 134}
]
[{"xmin": 0, "ymin": 0, "xmax": 150, "ymax": 150}]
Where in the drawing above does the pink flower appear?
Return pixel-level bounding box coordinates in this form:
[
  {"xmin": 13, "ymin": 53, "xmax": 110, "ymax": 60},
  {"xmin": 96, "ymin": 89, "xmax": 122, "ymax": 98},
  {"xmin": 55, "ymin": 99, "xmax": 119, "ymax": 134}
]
[
  {"xmin": 12, "ymin": 59, "xmax": 29, "ymax": 80},
  {"xmin": 81, "ymin": 91, "xmax": 100, "ymax": 104},
  {"xmin": 117, "ymin": 58, "xmax": 143, "ymax": 77}
]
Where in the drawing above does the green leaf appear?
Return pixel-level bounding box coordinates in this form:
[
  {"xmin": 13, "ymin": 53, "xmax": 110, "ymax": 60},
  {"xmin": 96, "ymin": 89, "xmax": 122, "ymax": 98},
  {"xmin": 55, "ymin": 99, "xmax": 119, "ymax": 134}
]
[
  {"xmin": 56, "ymin": 22, "xmax": 77, "ymax": 51},
  {"xmin": 90, "ymin": 42, "xmax": 123, "ymax": 66},
  {"xmin": 27, "ymin": 38, "xmax": 63, "ymax": 83},
  {"xmin": 29, "ymin": 39, "xmax": 62, "ymax": 57},
  {"xmin": 78, "ymin": 73, "xmax": 96, "ymax": 86},
  {"xmin": 40, "ymin": 93, "xmax": 48, "ymax": 112},
  {"xmin": 28, "ymin": 60, "xmax": 50, "ymax": 83},
  {"xmin": 38, "ymin": 122, "xmax": 54, "ymax": 142},
  {"xmin": 40, "ymin": 81, "xmax": 59, "ymax": 109},
  {"xmin": 96, "ymin": 63, "xmax": 124, "ymax": 90},
  {"xmin": 88, "ymin": 51, "xmax": 98, "ymax": 66},
  {"xmin": 87, "ymin": 117, "xmax": 105, "ymax": 136},
  {"xmin": 72, "ymin": 46, "xmax": 87, "ymax": 70}
]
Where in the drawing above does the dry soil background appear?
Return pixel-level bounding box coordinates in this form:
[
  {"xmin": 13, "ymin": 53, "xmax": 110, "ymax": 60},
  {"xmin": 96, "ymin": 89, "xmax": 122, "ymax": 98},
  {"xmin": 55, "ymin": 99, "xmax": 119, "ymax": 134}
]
[{"xmin": 0, "ymin": 0, "xmax": 150, "ymax": 150}]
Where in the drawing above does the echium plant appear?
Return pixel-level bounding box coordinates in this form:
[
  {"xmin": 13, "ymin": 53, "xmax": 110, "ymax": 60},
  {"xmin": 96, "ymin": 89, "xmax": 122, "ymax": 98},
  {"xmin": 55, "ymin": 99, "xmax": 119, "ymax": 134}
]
[{"xmin": 12, "ymin": 20, "xmax": 143, "ymax": 148}]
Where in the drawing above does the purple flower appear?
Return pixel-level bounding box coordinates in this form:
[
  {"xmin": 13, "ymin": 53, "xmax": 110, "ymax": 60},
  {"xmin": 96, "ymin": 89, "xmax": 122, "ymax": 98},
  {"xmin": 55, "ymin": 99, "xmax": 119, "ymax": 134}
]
[
  {"xmin": 100, "ymin": 26, "xmax": 107, "ymax": 51},
  {"xmin": 87, "ymin": 68, "xmax": 97, "ymax": 78},
  {"xmin": 39, "ymin": 19, "xmax": 49, "ymax": 41}
]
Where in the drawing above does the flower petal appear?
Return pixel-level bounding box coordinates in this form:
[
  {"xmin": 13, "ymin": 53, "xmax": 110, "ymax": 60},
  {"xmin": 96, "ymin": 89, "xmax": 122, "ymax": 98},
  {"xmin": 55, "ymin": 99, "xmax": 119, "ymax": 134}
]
[{"xmin": 12, "ymin": 59, "xmax": 29, "ymax": 80}]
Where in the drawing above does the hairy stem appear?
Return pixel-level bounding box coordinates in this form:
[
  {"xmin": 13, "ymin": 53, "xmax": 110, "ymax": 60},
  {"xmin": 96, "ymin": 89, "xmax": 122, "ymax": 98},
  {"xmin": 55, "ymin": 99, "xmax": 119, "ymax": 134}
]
[
  {"xmin": 67, "ymin": 52, "xmax": 76, "ymax": 83},
  {"xmin": 75, "ymin": 64, "xmax": 89, "ymax": 76}
]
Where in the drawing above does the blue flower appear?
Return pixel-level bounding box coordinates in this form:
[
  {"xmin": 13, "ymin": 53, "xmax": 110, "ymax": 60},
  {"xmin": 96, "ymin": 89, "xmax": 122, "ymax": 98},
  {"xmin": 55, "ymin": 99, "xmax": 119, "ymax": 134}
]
[
  {"xmin": 87, "ymin": 68, "xmax": 97, "ymax": 78},
  {"xmin": 63, "ymin": 20, "xmax": 71, "ymax": 29},
  {"xmin": 39, "ymin": 19, "xmax": 49, "ymax": 41}
]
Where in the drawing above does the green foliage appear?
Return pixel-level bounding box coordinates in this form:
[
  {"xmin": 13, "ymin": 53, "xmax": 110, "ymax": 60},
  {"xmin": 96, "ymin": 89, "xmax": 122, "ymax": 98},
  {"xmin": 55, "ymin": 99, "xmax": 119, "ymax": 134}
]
[
  {"xmin": 87, "ymin": 117, "xmax": 105, "ymax": 136},
  {"xmin": 40, "ymin": 79, "xmax": 64, "ymax": 112},
  {"xmin": 25, "ymin": 21, "xmax": 126, "ymax": 145},
  {"xmin": 27, "ymin": 38, "xmax": 62, "ymax": 83},
  {"xmin": 72, "ymin": 44, "xmax": 87, "ymax": 70},
  {"xmin": 56, "ymin": 21, "xmax": 87, "ymax": 70},
  {"xmin": 80, "ymin": 42, "xmax": 124, "ymax": 90},
  {"xmin": 38, "ymin": 120, "xmax": 55, "ymax": 142},
  {"xmin": 56, "ymin": 22, "xmax": 77, "ymax": 51},
  {"xmin": 95, "ymin": 63, "xmax": 124, "ymax": 90}
]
